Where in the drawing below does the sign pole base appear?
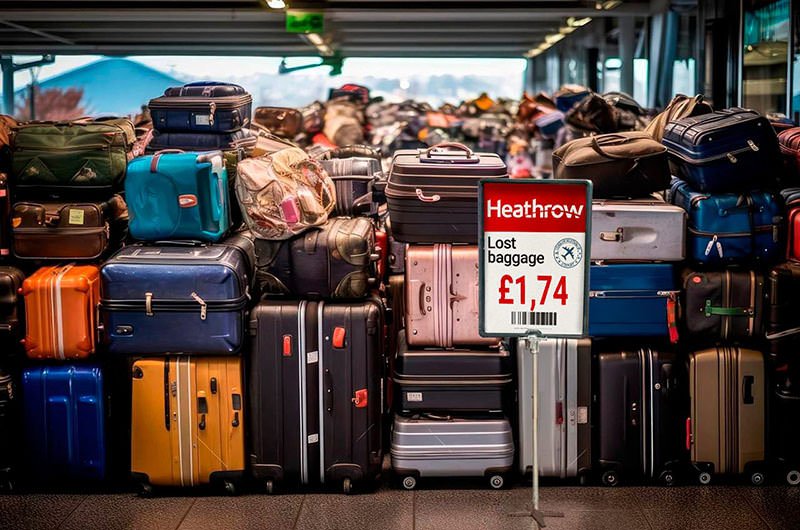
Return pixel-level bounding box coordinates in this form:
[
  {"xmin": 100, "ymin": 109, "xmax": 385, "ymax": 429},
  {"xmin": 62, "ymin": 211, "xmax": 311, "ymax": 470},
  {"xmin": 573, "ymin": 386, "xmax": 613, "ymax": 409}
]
[{"xmin": 508, "ymin": 334, "xmax": 564, "ymax": 529}]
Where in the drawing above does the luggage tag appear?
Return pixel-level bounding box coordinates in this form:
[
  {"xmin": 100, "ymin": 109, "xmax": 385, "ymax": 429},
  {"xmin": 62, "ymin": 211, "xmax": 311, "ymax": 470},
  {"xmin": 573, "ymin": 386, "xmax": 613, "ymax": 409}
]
[{"xmin": 704, "ymin": 235, "xmax": 723, "ymax": 258}]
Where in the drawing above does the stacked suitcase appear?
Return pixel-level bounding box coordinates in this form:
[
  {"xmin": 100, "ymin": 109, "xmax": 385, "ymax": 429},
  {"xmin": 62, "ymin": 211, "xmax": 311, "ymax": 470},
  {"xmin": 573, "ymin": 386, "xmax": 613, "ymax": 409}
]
[{"xmin": 386, "ymin": 143, "xmax": 516, "ymax": 490}]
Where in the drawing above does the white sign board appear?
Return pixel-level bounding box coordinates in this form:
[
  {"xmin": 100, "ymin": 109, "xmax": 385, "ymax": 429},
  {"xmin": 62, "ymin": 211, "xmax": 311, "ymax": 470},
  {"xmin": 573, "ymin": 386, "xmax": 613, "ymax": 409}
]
[{"xmin": 479, "ymin": 179, "xmax": 591, "ymax": 338}]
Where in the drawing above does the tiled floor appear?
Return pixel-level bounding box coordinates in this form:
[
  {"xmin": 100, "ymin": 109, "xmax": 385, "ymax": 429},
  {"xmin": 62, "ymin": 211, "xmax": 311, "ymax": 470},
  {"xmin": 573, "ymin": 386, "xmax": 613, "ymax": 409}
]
[{"xmin": 1, "ymin": 483, "xmax": 799, "ymax": 530}]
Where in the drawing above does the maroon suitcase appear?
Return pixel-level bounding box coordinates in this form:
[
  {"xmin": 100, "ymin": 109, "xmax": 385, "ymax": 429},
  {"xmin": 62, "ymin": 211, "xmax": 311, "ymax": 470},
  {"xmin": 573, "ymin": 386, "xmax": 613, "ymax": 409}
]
[{"xmin": 405, "ymin": 244, "xmax": 499, "ymax": 348}]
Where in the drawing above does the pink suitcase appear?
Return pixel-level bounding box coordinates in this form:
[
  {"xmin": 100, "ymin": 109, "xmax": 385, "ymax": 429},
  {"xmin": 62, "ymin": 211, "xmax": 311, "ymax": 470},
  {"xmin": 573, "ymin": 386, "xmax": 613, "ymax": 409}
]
[{"xmin": 405, "ymin": 244, "xmax": 499, "ymax": 347}]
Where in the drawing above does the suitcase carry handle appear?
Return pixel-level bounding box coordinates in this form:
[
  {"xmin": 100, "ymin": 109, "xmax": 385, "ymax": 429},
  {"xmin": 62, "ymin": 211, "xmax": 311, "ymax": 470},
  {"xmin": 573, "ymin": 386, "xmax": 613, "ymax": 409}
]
[
  {"xmin": 324, "ymin": 369, "xmax": 333, "ymax": 413},
  {"xmin": 415, "ymin": 188, "xmax": 441, "ymax": 203},
  {"xmin": 418, "ymin": 282, "xmax": 428, "ymax": 316},
  {"xmin": 704, "ymin": 300, "xmax": 753, "ymax": 317},
  {"xmin": 420, "ymin": 142, "xmax": 479, "ymax": 164},
  {"xmin": 599, "ymin": 228, "xmax": 624, "ymax": 242},
  {"xmin": 150, "ymin": 149, "xmax": 185, "ymax": 173},
  {"xmin": 152, "ymin": 239, "xmax": 206, "ymax": 247},
  {"xmin": 590, "ymin": 136, "xmax": 640, "ymax": 160}
]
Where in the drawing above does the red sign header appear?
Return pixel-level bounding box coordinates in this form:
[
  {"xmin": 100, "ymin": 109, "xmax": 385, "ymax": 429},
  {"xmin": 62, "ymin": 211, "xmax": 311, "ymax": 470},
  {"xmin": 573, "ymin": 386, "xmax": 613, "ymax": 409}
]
[{"xmin": 482, "ymin": 181, "xmax": 589, "ymax": 233}]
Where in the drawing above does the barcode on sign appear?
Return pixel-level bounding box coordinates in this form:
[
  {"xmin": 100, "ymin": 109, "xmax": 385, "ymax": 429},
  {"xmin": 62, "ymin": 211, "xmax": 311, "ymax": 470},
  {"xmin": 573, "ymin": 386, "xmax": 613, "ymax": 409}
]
[{"xmin": 511, "ymin": 311, "xmax": 557, "ymax": 326}]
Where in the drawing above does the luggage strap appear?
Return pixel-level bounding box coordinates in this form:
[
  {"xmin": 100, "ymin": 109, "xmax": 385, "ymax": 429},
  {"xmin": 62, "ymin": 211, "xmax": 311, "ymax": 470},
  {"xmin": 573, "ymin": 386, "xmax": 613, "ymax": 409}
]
[
  {"xmin": 704, "ymin": 300, "xmax": 753, "ymax": 317},
  {"xmin": 765, "ymin": 326, "xmax": 800, "ymax": 340}
]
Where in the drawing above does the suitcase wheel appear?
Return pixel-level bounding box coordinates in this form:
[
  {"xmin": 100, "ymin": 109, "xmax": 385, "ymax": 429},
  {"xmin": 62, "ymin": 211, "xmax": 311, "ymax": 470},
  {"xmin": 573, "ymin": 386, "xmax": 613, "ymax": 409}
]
[
  {"xmin": 697, "ymin": 472, "xmax": 712, "ymax": 485},
  {"xmin": 659, "ymin": 470, "xmax": 676, "ymax": 486},
  {"xmin": 401, "ymin": 476, "xmax": 417, "ymax": 490},
  {"xmin": 749, "ymin": 472, "xmax": 765, "ymax": 486},
  {"xmin": 342, "ymin": 477, "xmax": 353, "ymax": 495},
  {"xmin": 601, "ymin": 470, "xmax": 619, "ymax": 487},
  {"xmin": 223, "ymin": 481, "xmax": 238, "ymax": 496},
  {"xmin": 137, "ymin": 483, "xmax": 153, "ymax": 497},
  {"xmin": 265, "ymin": 479, "xmax": 276, "ymax": 495},
  {"xmin": 787, "ymin": 470, "xmax": 800, "ymax": 486},
  {"xmin": 488, "ymin": 474, "xmax": 505, "ymax": 490}
]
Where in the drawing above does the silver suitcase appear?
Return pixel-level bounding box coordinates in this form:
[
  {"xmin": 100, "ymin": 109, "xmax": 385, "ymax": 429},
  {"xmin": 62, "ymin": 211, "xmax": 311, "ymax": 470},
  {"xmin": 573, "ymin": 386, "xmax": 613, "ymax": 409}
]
[
  {"xmin": 591, "ymin": 199, "xmax": 686, "ymax": 262},
  {"xmin": 390, "ymin": 415, "xmax": 514, "ymax": 490},
  {"xmin": 518, "ymin": 338, "xmax": 592, "ymax": 479}
]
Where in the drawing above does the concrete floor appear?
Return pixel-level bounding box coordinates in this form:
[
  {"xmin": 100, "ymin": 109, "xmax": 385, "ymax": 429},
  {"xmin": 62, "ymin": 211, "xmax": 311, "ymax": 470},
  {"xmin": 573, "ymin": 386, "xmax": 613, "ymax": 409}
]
[{"xmin": 1, "ymin": 483, "xmax": 799, "ymax": 530}]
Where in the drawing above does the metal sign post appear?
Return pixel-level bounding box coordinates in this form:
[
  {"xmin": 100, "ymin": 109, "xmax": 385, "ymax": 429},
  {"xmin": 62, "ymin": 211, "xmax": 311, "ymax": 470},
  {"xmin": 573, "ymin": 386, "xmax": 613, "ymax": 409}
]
[{"xmin": 478, "ymin": 179, "xmax": 591, "ymax": 529}]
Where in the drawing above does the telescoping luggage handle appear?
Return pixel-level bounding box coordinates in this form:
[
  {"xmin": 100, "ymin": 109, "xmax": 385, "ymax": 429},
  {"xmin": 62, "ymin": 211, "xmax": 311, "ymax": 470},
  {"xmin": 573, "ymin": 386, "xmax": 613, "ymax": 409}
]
[
  {"xmin": 149, "ymin": 149, "xmax": 185, "ymax": 173},
  {"xmin": 420, "ymin": 142, "xmax": 480, "ymax": 164}
]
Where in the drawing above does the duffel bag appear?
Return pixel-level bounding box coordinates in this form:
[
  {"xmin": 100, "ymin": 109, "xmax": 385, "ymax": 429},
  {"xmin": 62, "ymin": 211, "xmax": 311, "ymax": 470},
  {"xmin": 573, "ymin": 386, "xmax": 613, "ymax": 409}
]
[
  {"xmin": 12, "ymin": 199, "xmax": 117, "ymax": 260},
  {"xmin": 552, "ymin": 131, "xmax": 670, "ymax": 198},
  {"xmin": 149, "ymin": 81, "xmax": 252, "ymax": 134},
  {"xmin": 253, "ymin": 216, "xmax": 378, "ymax": 299},
  {"xmin": 682, "ymin": 269, "xmax": 765, "ymax": 342},
  {"xmin": 126, "ymin": 150, "xmax": 230, "ymax": 242},
  {"xmin": 554, "ymin": 84, "xmax": 591, "ymax": 113},
  {"xmin": 253, "ymin": 106, "xmax": 303, "ymax": 139},
  {"xmin": 299, "ymin": 100, "xmax": 325, "ymax": 135},
  {"xmin": 670, "ymin": 178, "xmax": 782, "ymax": 265},
  {"xmin": 644, "ymin": 94, "xmax": 713, "ymax": 142},
  {"xmin": 236, "ymin": 147, "xmax": 336, "ymax": 240},
  {"xmin": 565, "ymin": 93, "xmax": 618, "ymax": 134},
  {"xmin": 662, "ymin": 108, "xmax": 781, "ymax": 192},
  {"xmin": 11, "ymin": 117, "xmax": 134, "ymax": 195}
]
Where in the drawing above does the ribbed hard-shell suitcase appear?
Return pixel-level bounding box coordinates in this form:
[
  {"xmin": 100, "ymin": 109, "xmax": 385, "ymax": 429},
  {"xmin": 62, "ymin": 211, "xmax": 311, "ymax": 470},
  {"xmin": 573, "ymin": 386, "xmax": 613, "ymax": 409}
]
[
  {"xmin": 148, "ymin": 82, "xmax": 252, "ymax": 134},
  {"xmin": 589, "ymin": 264, "xmax": 679, "ymax": 340},
  {"xmin": 0, "ymin": 266, "xmax": 24, "ymax": 347},
  {"xmin": 386, "ymin": 143, "xmax": 507, "ymax": 244},
  {"xmin": 393, "ymin": 331, "xmax": 511, "ymax": 412},
  {"xmin": 596, "ymin": 348, "xmax": 684, "ymax": 486},
  {"xmin": 126, "ymin": 151, "xmax": 230, "ymax": 242},
  {"xmin": 22, "ymin": 365, "xmax": 106, "ymax": 482},
  {"xmin": 670, "ymin": 179, "xmax": 782, "ymax": 265},
  {"xmin": 390, "ymin": 415, "xmax": 514, "ymax": 490},
  {"xmin": 682, "ymin": 269, "xmax": 765, "ymax": 343},
  {"xmin": 22, "ymin": 264, "xmax": 100, "ymax": 360},
  {"xmin": 517, "ymin": 338, "xmax": 591, "ymax": 479},
  {"xmin": 248, "ymin": 298, "xmax": 384, "ymax": 494},
  {"xmin": 0, "ymin": 367, "xmax": 17, "ymax": 491},
  {"xmin": 662, "ymin": 108, "xmax": 781, "ymax": 192},
  {"xmin": 405, "ymin": 244, "xmax": 499, "ymax": 347},
  {"xmin": 131, "ymin": 356, "xmax": 244, "ymax": 493},
  {"xmin": 590, "ymin": 199, "xmax": 686, "ymax": 262},
  {"xmin": 766, "ymin": 263, "xmax": 800, "ymax": 356},
  {"xmin": 687, "ymin": 347, "xmax": 766, "ymax": 484},
  {"xmin": 100, "ymin": 239, "xmax": 253, "ymax": 355}
]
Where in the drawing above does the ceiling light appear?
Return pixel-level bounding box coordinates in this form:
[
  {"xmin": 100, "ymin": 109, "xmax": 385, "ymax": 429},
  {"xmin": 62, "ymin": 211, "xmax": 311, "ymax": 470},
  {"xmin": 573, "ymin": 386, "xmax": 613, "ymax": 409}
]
[
  {"xmin": 545, "ymin": 33, "xmax": 566, "ymax": 45},
  {"xmin": 537, "ymin": 42, "xmax": 552, "ymax": 51},
  {"xmin": 559, "ymin": 26, "xmax": 576, "ymax": 35},
  {"xmin": 567, "ymin": 16, "xmax": 592, "ymax": 27},
  {"xmin": 524, "ymin": 48, "xmax": 543, "ymax": 58},
  {"xmin": 596, "ymin": 0, "xmax": 622, "ymax": 9},
  {"xmin": 307, "ymin": 32, "xmax": 324, "ymax": 46},
  {"xmin": 266, "ymin": 0, "xmax": 286, "ymax": 8}
]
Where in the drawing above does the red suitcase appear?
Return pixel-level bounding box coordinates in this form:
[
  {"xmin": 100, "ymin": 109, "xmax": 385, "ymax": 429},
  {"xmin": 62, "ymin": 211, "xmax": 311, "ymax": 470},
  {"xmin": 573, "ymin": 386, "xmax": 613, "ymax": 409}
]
[
  {"xmin": 778, "ymin": 127, "xmax": 800, "ymax": 188},
  {"xmin": 405, "ymin": 244, "xmax": 499, "ymax": 348}
]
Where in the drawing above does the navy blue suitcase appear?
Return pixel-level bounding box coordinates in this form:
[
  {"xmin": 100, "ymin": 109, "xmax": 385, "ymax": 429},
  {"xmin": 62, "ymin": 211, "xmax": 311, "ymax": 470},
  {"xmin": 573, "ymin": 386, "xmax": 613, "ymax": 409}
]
[
  {"xmin": 670, "ymin": 178, "xmax": 782, "ymax": 265},
  {"xmin": 149, "ymin": 82, "xmax": 252, "ymax": 134},
  {"xmin": 145, "ymin": 128, "xmax": 256, "ymax": 153},
  {"xmin": 662, "ymin": 108, "xmax": 780, "ymax": 192},
  {"xmin": 99, "ymin": 238, "xmax": 254, "ymax": 355},
  {"xmin": 589, "ymin": 264, "xmax": 679, "ymax": 339},
  {"xmin": 22, "ymin": 365, "xmax": 106, "ymax": 482}
]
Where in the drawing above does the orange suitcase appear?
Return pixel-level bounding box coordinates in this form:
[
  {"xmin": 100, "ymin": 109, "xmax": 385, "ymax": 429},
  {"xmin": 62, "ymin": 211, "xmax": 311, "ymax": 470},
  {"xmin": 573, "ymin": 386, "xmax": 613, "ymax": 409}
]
[
  {"xmin": 131, "ymin": 356, "xmax": 245, "ymax": 494},
  {"xmin": 22, "ymin": 264, "xmax": 100, "ymax": 359}
]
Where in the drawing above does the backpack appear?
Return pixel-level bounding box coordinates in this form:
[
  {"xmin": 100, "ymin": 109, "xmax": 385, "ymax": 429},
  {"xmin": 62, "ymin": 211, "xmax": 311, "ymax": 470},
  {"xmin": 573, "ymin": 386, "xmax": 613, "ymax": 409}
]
[
  {"xmin": 644, "ymin": 94, "xmax": 713, "ymax": 142},
  {"xmin": 236, "ymin": 147, "xmax": 336, "ymax": 240}
]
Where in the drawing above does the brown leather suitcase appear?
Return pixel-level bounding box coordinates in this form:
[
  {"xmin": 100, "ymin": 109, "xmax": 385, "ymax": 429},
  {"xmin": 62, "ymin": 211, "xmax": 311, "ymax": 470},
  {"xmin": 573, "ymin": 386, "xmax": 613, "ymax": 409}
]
[
  {"xmin": 405, "ymin": 244, "xmax": 499, "ymax": 348},
  {"xmin": 12, "ymin": 200, "xmax": 111, "ymax": 260},
  {"xmin": 253, "ymin": 106, "xmax": 303, "ymax": 139},
  {"xmin": 687, "ymin": 346, "xmax": 766, "ymax": 484},
  {"xmin": 22, "ymin": 264, "xmax": 100, "ymax": 359}
]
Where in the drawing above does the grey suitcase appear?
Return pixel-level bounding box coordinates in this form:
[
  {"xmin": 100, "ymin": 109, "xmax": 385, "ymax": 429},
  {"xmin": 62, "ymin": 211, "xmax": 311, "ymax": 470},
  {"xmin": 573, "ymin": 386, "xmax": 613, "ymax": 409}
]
[
  {"xmin": 390, "ymin": 415, "xmax": 514, "ymax": 490},
  {"xmin": 591, "ymin": 199, "xmax": 686, "ymax": 262},
  {"xmin": 517, "ymin": 338, "xmax": 591, "ymax": 479}
]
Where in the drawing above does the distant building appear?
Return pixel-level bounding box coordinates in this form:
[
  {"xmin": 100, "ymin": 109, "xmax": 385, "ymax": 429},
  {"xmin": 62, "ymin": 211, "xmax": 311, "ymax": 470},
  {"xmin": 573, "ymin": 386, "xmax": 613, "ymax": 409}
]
[{"xmin": 15, "ymin": 58, "xmax": 184, "ymax": 116}]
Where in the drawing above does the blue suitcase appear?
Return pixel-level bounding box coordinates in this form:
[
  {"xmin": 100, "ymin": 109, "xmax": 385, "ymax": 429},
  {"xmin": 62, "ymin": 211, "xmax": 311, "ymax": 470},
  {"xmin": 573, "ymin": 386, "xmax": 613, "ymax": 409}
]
[
  {"xmin": 126, "ymin": 151, "xmax": 230, "ymax": 242},
  {"xmin": 670, "ymin": 178, "xmax": 782, "ymax": 265},
  {"xmin": 589, "ymin": 264, "xmax": 679, "ymax": 340},
  {"xmin": 145, "ymin": 128, "xmax": 256, "ymax": 153},
  {"xmin": 662, "ymin": 108, "xmax": 780, "ymax": 192},
  {"xmin": 148, "ymin": 81, "xmax": 252, "ymax": 134},
  {"xmin": 22, "ymin": 365, "xmax": 106, "ymax": 482},
  {"xmin": 100, "ymin": 239, "xmax": 253, "ymax": 355}
]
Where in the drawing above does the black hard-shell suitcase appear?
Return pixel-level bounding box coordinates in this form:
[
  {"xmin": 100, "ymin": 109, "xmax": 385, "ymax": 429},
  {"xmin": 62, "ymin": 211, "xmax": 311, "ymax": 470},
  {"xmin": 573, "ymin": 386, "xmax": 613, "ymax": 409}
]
[
  {"xmin": 770, "ymin": 366, "xmax": 800, "ymax": 485},
  {"xmin": 392, "ymin": 331, "xmax": 512, "ymax": 412},
  {"xmin": 595, "ymin": 348, "xmax": 684, "ymax": 486},
  {"xmin": 248, "ymin": 298, "xmax": 384, "ymax": 493},
  {"xmin": 0, "ymin": 367, "xmax": 16, "ymax": 490},
  {"xmin": 385, "ymin": 143, "xmax": 507, "ymax": 243},
  {"xmin": 319, "ymin": 157, "xmax": 384, "ymax": 217},
  {"xmin": 766, "ymin": 263, "xmax": 800, "ymax": 357},
  {"xmin": 0, "ymin": 266, "xmax": 24, "ymax": 347}
]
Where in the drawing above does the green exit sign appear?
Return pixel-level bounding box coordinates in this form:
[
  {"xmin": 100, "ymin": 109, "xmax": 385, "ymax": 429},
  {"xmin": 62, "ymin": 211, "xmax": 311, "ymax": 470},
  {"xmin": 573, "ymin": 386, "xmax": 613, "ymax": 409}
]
[{"xmin": 286, "ymin": 11, "xmax": 324, "ymax": 33}]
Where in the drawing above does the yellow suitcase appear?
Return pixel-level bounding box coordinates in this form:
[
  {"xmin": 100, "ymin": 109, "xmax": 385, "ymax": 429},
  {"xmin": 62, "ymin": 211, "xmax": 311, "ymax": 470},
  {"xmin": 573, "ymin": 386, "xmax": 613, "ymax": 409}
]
[{"xmin": 131, "ymin": 356, "xmax": 244, "ymax": 494}]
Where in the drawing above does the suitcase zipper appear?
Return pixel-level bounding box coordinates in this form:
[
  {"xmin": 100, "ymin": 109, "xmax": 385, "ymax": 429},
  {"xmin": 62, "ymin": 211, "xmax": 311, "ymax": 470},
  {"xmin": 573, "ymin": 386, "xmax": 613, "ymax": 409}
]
[
  {"xmin": 666, "ymin": 143, "xmax": 761, "ymax": 165},
  {"xmin": 100, "ymin": 294, "xmax": 248, "ymax": 313}
]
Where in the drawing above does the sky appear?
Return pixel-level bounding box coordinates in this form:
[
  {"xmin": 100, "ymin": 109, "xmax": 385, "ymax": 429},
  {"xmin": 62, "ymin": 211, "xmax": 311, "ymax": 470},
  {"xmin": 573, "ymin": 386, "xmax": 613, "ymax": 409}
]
[{"xmin": 10, "ymin": 55, "xmax": 527, "ymax": 88}]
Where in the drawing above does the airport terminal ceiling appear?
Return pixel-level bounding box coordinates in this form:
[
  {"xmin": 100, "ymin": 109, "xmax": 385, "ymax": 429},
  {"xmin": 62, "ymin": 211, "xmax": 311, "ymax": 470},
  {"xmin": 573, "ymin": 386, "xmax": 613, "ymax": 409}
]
[{"xmin": 0, "ymin": 0, "xmax": 653, "ymax": 57}]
